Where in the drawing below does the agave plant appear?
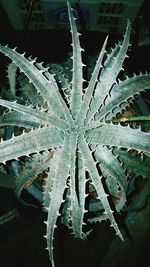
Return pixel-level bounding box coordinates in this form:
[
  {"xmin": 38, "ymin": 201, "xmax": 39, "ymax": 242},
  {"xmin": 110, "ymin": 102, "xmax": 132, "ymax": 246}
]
[{"xmin": 0, "ymin": 1, "xmax": 150, "ymax": 266}]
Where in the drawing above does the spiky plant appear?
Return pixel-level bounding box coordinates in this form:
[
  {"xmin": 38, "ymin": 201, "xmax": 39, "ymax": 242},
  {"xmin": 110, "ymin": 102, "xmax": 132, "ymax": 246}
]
[{"xmin": 0, "ymin": 1, "xmax": 150, "ymax": 266}]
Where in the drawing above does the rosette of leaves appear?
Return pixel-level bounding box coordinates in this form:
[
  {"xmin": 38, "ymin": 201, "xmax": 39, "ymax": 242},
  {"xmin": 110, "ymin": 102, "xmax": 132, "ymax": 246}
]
[{"xmin": 0, "ymin": 1, "xmax": 150, "ymax": 266}]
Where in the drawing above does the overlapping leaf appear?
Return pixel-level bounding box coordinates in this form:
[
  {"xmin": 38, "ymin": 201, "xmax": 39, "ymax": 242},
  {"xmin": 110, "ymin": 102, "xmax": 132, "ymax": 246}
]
[{"xmin": 0, "ymin": 2, "xmax": 150, "ymax": 267}]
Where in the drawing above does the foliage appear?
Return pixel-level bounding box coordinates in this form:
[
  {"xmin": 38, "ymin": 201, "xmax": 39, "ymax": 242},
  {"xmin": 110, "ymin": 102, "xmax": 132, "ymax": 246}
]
[{"xmin": 0, "ymin": 1, "xmax": 150, "ymax": 266}]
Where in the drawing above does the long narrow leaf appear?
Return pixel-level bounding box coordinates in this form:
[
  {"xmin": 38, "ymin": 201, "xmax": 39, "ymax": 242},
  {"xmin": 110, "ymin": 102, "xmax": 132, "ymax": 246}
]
[
  {"xmin": 0, "ymin": 110, "xmax": 40, "ymax": 128},
  {"xmin": 98, "ymin": 74, "xmax": 150, "ymax": 120},
  {"xmin": 0, "ymin": 99, "xmax": 68, "ymax": 131},
  {"xmin": 0, "ymin": 45, "xmax": 74, "ymax": 128},
  {"xmin": 73, "ymin": 151, "xmax": 87, "ymax": 238},
  {"xmin": 86, "ymin": 21, "xmax": 131, "ymax": 123},
  {"xmin": 79, "ymin": 135, "xmax": 123, "ymax": 240},
  {"xmin": 94, "ymin": 145, "xmax": 127, "ymax": 211},
  {"xmin": 0, "ymin": 126, "xmax": 63, "ymax": 163},
  {"xmin": 76, "ymin": 36, "xmax": 108, "ymax": 126},
  {"xmin": 87, "ymin": 123, "xmax": 150, "ymax": 154},
  {"xmin": 46, "ymin": 136, "xmax": 70, "ymax": 267},
  {"xmin": 67, "ymin": 1, "xmax": 84, "ymax": 119}
]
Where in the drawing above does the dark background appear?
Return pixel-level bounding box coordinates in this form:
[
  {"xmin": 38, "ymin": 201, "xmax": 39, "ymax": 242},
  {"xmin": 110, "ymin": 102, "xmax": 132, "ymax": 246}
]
[{"xmin": 0, "ymin": 0, "xmax": 150, "ymax": 73}]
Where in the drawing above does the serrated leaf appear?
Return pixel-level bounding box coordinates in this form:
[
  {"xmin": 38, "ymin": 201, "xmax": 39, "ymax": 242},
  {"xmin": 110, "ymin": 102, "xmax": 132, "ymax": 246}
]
[
  {"xmin": 79, "ymin": 135, "xmax": 123, "ymax": 240},
  {"xmin": 0, "ymin": 2, "xmax": 150, "ymax": 267},
  {"xmin": 76, "ymin": 35, "xmax": 108, "ymax": 126},
  {"xmin": 87, "ymin": 21, "xmax": 131, "ymax": 123},
  {"xmin": 0, "ymin": 98, "xmax": 68, "ymax": 131},
  {"xmin": 71, "ymin": 149, "xmax": 87, "ymax": 238},
  {"xmin": 0, "ymin": 110, "xmax": 41, "ymax": 128},
  {"xmin": 68, "ymin": 1, "xmax": 84, "ymax": 118},
  {"xmin": 46, "ymin": 136, "xmax": 70, "ymax": 267},
  {"xmin": 0, "ymin": 126, "xmax": 63, "ymax": 163},
  {"xmin": 98, "ymin": 74, "xmax": 150, "ymax": 120},
  {"xmin": 113, "ymin": 147, "xmax": 150, "ymax": 179},
  {"xmin": 15, "ymin": 151, "xmax": 51, "ymax": 197},
  {"xmin": 87, "ymin": 123, "xmax": 150, "ymax": 154},
  {"xmin": 94, "ymin": 145, "xmax": 127, "ymax": 211}
]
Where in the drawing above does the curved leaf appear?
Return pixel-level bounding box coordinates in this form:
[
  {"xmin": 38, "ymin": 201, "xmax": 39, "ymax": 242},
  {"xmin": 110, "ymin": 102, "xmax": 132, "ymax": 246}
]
[
  {"xmin": 113, "ymin": 147, "xmax": 150, "ymax": 179},
  {"xmin": 0, "ymin": 110, "xmax": 41, "ymax": 128},
  {"xmin": 0, "ymin": 99, "xmax": 68, "ymax": 131},
  {"xmin": 86, "ymin": 21, "xmax": 131, "ymax": 123},
  {"xmin": 0, "ymin": 126, "xmax": 63, "ymax": 163},
  {"xmin": 79, "ymin": 135, "xmax": 123, "ymax": 240},
  {"xmin": 87, "ymin": 123, "xmax": 150, "ymax": 154},
  {"xmin": 98, "ymin": 74, "xmax": 150, "ymax": 120},
  {"xmin": 0, "ymin": 45, "xmax": 74, "ymax": 128},
  {"xmin": 94, "ymin": 145, "xmax": 127, "ymax": 211},
  {"xmin": 15, "ymin": 151, "xmax": 52, "ymax": 197}
]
